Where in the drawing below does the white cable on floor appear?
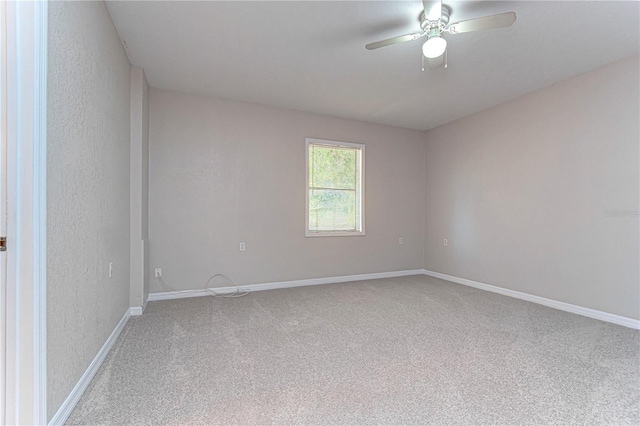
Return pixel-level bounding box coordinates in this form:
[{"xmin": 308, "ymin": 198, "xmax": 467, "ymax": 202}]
[
  {"xmin": 157, "ymin": 273, "xmax": 250, "ymax": 298},
  {"xmin": 204, "ymin": 274, "xmax": 249, "ymax": 298}
]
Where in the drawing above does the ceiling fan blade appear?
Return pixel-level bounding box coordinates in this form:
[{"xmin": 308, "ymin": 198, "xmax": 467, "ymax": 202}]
[
  {"xmin": 448, "ymin": 12, "xmax": 516, "ymax": 34},
  {"xmin": 423, "ymin": 0, "xmax": 442, "ymax": 22},
  {"xmin": 365, "ymin": 32, "xmax": 424, "ymax": 50}
]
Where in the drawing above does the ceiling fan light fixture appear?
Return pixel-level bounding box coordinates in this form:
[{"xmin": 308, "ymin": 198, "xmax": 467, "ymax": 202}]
[{"xmin": 422, "ymin": 36, "xmax": 447, "ymax": 58}]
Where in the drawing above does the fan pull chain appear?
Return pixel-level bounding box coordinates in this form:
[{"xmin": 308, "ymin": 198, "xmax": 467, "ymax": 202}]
[{"xmin": 421, "ymin": 53, "xmax": 425, "ymax": 72}]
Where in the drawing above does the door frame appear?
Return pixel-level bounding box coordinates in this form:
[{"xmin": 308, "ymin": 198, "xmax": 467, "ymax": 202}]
[{"xmin": 3, "ymin": 1, "xmax": 48, "ymax": 424}]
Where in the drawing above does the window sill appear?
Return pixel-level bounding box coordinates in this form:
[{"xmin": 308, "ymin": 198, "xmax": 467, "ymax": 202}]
[{"xmin": 305, "ymin": 231, "xmax": 366, "ymax": 238}]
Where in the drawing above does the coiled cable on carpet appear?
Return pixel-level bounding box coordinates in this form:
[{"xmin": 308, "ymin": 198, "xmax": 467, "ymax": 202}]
[
  {"xmin": 157, "ymin": 273, "xmax": 250, "ymax": 298},
  {"xmin": 204, "ymin": 273, "xmax": 249, "ymax": 298}
]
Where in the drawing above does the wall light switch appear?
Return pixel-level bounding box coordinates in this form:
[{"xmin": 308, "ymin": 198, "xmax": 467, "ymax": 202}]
[
  {"xmin": 239, "ymin": 242, "xmax": 246, "ymax": 251},
  {"xmin": 399, "ymin": 237, "xmax": 404, "ymax": 245},
  {"xmin": 155, "ymin": 268, "xmax": 162, "ymax": 278},
  {"xmin": 443, "ymin": 239, "xmax": 448, "ymax": 247},
  {"xmin": 109, "ymin": 261, "xmax": 114, "ymax": 278}
]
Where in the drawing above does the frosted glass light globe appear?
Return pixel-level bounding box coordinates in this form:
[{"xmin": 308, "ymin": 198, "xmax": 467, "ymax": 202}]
[{"xmin": 422, "ymin": 37, "xmax": 447, "ymax": 59}]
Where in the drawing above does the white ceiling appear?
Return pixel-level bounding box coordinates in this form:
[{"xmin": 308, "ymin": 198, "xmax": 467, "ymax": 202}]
[{"xmin": 106, "ymin": 1, "xmax": 640, "ymax": 131}]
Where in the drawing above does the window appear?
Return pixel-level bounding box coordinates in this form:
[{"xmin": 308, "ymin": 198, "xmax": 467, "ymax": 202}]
[{"xmin": 306, "ymin": 138, "xmax": 365, "ymax": 237}]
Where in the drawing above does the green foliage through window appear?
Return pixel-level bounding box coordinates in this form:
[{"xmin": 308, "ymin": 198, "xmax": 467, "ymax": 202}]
[{"xmin": 307, "ymin": 140, "xmax": 364, "ymax": 234}]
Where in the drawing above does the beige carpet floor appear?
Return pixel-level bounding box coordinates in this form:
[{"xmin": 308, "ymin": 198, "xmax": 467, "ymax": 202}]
[{"xmin": 66, "ymin": 275, "xmax": 639, "ymax": 425}]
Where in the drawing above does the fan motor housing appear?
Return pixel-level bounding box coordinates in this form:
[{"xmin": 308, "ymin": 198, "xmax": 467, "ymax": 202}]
[{"xmin": 420, "ymin": 5, "xmax": 451, "ymax": 31}]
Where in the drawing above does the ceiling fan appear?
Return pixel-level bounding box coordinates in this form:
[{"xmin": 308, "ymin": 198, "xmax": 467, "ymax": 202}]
[{"xmin": 365, "ymin": 0, "xmax": 516, "ymax": 69}]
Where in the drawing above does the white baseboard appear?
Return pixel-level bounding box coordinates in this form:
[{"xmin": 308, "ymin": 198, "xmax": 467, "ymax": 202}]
[
  {"xmin": 422, "ymin": 269, "xmax": 640, "ymax": 330},
  {"xmin": 148, "ymin": 268, "xmax": 639, "ymax": 329},
  {"xmin": 48, "ymin": 309, "xmax": 131, "ymax": 425},
  {"xmin": 147, "ymin": 269, "xmax": 425, "ymax": 302},
  {"xmin": 129, "ymin": 296, "xmax": 149, "ymax": 317}
]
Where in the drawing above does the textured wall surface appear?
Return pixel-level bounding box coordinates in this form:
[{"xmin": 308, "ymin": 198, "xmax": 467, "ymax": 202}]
[
  {"xmin": 47, "ymin": 1, "xmax": 131, "ymax": 419},
  {"xmin": 148, "ymin": 90, "xmax": 425, "ymax": 291},
  {"xmin": 424, "ymin": 56, "xmax": 640, "ymax": 319}
]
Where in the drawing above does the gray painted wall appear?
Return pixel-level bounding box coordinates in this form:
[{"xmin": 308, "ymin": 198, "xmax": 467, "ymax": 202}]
[
  {"xmin": 424, "ymin": 56, "xmax": 639, "ymax": 320},
  {"xmin": 148, "ymin": 89, "xmax": 426, "ymax": 292},
  {"xmin": 47, "ymin": 1, "xmax": 131, "ymax": 419}
]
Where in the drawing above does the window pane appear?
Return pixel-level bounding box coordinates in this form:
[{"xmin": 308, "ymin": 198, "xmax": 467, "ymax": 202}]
[
  {"xmin": 309, "ymin": 189, "xmax": 357, "ymax": 232},
  {"xmin": 310, "ymin": 145, "xmax": 357, "ymax": 190},
  {"xmin": 306, "ymin": 138, "xmax": 364, "ymax": 236}
]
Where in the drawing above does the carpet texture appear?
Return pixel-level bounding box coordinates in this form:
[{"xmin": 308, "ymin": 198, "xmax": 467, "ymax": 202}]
[{"xmin": 66, "ymin": 275, "xmax": 640, "ymax": 425}]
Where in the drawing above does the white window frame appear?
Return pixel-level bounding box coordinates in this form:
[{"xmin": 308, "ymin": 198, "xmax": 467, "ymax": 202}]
[{"xmin": 305, "ymin": 138, "xmax": 365, "ymax": 237}]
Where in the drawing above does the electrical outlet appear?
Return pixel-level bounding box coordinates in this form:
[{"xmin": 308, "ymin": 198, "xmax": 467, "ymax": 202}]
[
  {"xmin": 239, "ymin": 242, "xmax": 246, "ymax": 251},
  {"xmin": 155, "ymin": 268, "xmax": 162, "ymax": 278},
  {"xmin": 109, "ymin": 261, "xmax": 114, "ymax": 278},
  {"xmin": 443, "ymin": 239, "xmax": 448, "ymax": 247},
  {"xmin": 399, "ymin": 237, "xmax": 404, "ymax": 245}
]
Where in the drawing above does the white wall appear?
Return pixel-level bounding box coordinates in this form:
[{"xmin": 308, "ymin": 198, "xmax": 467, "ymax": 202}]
[
  {"xmin": 130, "ymin": 66, "xmax": 150, "ymax": 308},
  {"xmin": 148, "ymin": 89, "xmax": 425, "ymax": 291},
  {"xmin": 424, "ymin": 56, "xmax": 640, "ymax": 320},
  {"xmin": 47, "ymin": 1, "xmax": 131, "ymax": 419}
]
